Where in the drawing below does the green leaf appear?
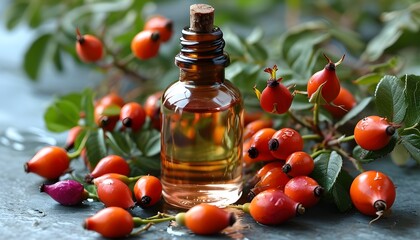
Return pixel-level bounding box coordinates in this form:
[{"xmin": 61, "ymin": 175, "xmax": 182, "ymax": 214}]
[
  {"xmin": 353, "ymin": 73, "xmax": 382, "ymax": 86},
  {"xmin": 85, "ymin": 129, "xmax": 108, "ymax": 169},
  {"xmin": 400, "ymin": 129, "xmax": 420, "ymax": 163},
  {"xmin": 311, "ymin": 151, "xmax": 342, "ymax": 192},
  {"xmin": 52, "ymin": 44, "xmax": 63, "ymax": 72},
  {"xmin": 44, "ymin": 99, "xmax": 80, "ymax": 132},
  {"xmin": 308, "ymin": 82, "xmax": 328, "ymax": 105},
  {"xmin": 352, "ymin": 134, "xmax": 398, "ymax": 162},
  {"xmin": 374, "ymin": 75, "xmax": 407, "ymax": 123},
  {"xmin": 130, "ymin": 155, "xmax": 161, "ymax": 176},
  {"xmin": 134, "ymin": 129, "xmax": 161, "ymax": 157},
  {"xmin": 23, "ymin": 33, "xmax": 52, "ymax": 80},
  {"xmin": 331, "ymin": 170, "xmax": 353, "ymax": 212},
  {"xmin": 4, "ymin": 2, "xmax": 29, "ymax": 30},
  {"xmin": 335, "ymin": 97, "xmax": 372, "ymax": 128},
  {"xmin": 105, "ymin": 131, "xmax": 136, "ymax": 158},
  {"xmin": 403, "ymin": 75, "xmax": 420, "ymax": 127},
  {"xmin": 246, "ymin": 27, "xmax": 264, "ymax": 45},
  {"xmin": 362, "ymin": 3, "xmax": 420, "ymax": 61},
  {"xmin": 81, "ymin": 88, "xmax": 95, "ymax": 127}
]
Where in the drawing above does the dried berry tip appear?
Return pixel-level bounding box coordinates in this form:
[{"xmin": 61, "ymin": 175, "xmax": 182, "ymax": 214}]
[
  {"xmin": 228, "ymin": 212, "xmax": 237, "ymax": 226},
  {"xmin": 151, "ymin": 32, "xmax": 160, "ymax": 42},
  {"xmin": 282, "ymin": 164, "xmax": 291, "ymax": 174},
  {"xmin": 141, "ymin": 196, "xmax": 151, "ymax": 206},
  {"xmin": 314, "ymin": 186, "xmax": 324, "ymax": 197},
  {"xmin": 268, "ymin": 139, "xmax": 279, "ymax": 151},
  {"xmin": 122, "ymin": 118, "xmax": 132, "ymax": 128},
  {"xmin": 247, "ymin": 147, "xmax": 259, "ymax": 159},
  {"xmin": 374, "ymin": 200, "xmax": 387, "ymax": 211},
  {"xmin": 386, "ymin": 126, "xmax": 396, "ymax": 136},
  {"xmin": 39, "ymin": 184, "xmax": 46, "ymax": 192},
  {"xmin": 296, "ymin": 204, "xmax": 306, "ymax": 215}
]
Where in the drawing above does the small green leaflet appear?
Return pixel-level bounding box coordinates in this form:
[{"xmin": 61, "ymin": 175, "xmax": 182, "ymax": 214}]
[
  {"xmin": 311, "ymin": 151, "xmax": 342, "ymax": 192},
  {"xmin": 375, "ymin": 75, "xmax": 407, "ymax": 123}
]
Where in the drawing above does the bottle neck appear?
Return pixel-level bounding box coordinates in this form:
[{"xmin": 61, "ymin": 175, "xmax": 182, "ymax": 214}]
[{"xmin": 175, "ymin": 27, "xmax": 229, "ymax": 85}]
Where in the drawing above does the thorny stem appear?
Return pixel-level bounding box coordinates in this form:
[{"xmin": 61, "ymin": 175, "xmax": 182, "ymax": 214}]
[{"xmin": 332, "ymin": 146, "xmax": 364, "ymax": 172}]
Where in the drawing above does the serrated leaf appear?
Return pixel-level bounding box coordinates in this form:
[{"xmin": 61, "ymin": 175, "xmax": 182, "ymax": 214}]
[
  {"xmin": 311, "ymin": 151, "xmax": 343, "ymax": 192},
  {"xmin": 335, "ymin": 97, "xmax": 372, "ymax": 128},
  {"xmin": 403, "ymin": 75, "xmax": 420, "ymax": 127},
  {"xmin": 44, "ymin": 100, "xmax": 80, "ymax": 132},
  {"xmin": 85, "ymin": 129, "xmax": 108, "ymax": 169},
  {"xmin": 375, "ymin": 75, "xmax": 407, "ymax": 123},
  {"xmin": 400, "ymin": 129, "xmax": 420, "ymax": 163},
  {"xmin": 353, "ymin": 134, "xmax": 398, "ymax": 162},
  {"xmin": 23, "ymin": 33, "xmax": 52, "ymax": 80}
]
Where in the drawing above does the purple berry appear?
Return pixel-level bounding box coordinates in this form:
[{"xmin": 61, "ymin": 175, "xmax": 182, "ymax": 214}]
[{"xmin": 40, "ymin": 179, "xmax": 88, "ymax": 206}]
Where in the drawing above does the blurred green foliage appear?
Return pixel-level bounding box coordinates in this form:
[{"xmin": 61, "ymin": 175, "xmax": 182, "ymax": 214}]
[{"xmin": 1, "ymin": 0, "xmax": 419, "ymax": 114}]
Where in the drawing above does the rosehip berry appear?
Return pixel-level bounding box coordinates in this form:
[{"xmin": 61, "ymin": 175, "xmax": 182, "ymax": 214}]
[
  {"xmin": 250, "ymin": 167, "xmax": 290, "ymax": 199},
  {"xmin": 24, "ymin": 146, "xmax": 70, "ymax": 180},
  {"xmin": 258, "ymin": 65, "xmax": 293, "ymax": 114},
  {"xmin": 307, "ymin": 54, "xmax": 344, "ymax": 102},
  {"xmin": 268, "ymin": 128, "xmax": 304, "ymax": 160},
  {"xmin": 86, "ymin": 155, "xmax": 130, "ymax": 183},
  {"xmin": 84, "ymin": 207, "xmax": 134, "ymax": 238},
  {"xmin": 354, "ymin": 116, "xmax": 396, "ymax": 151},
  {"xmin": 284, "ymin": 176, "xmax": 324, "ymax": 208},
  {"xmin": 144, "ymin": 91, "xmax": 163, "ymax": 131},
  {"xmin": 249, "ymin": 189, "xmax": 305, "ymax": 225},
  {"xmin": 244, "ymin": 118, "xmax": 273, "ymax": 141},
  {"xmin": 282, "ymin": 151, "xmax": 314, "ymax": 177},
  {"xmin": 247, "ymin": 128, "xmax": 277, "ymax": 162},
  {"xmin": 75, "ymin": 28, "xmax": 103, "ymax": 63},
  {"xmin": 120, "ymin": 102, "xmax": 146, "ymax": 132},
  {"xmin": 144, "ymin": 15, "xmax": 173, "ymax": 42},
  {"xmin": 323, "ymin": 87, "xmax": 356, "ymax": 118},
  {"xmin": 96, "ymin": 178, "xmax": 135, "ymax": 209},
  {"xmin": 131, "ymin": 30, "xmax": 161, "ymax": 60},
  {"xmin": 133, "ymin": 175, "xmax": 162, "ymax": 208},
  {"xmin": 350, "ymin": 171, "xmax": 396, "ymax": 217},
  {"xmin": 40, "ymin": 179, "xmax": 88, "ymax": 206},
  {"xmin": 176, "ymin": 204, "xmax": 236, "ymax": 235}
]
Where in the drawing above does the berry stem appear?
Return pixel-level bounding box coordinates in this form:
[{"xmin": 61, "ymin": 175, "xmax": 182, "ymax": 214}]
[
  {"xmin": 332, "ymin": 146, "xmax": 364, "ymax": 172},
  {"xmin": 67, "ymin": 132, "xmax": 89, "ymax": 160},
  {"xmin": 287, "ymin": 110, "xmax": 312, "ymax": 129},
  {"xmin": 302, "ymin": 134, "xmax": 322, "ymax": 141},
  {"xmin": 132, "ymin": 213, "xmax": 176, "ymax": 227},
  {"xmin": 326, "ymin": 135, "xmax": 355, "ymax": 146}
]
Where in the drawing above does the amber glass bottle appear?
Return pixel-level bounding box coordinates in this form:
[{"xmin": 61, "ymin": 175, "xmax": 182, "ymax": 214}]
[{"xmin": 160, "ymin": 4, "xmax": 244, "ymax": 209}]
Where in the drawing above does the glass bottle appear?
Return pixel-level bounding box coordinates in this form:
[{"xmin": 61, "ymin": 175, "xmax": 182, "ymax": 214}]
[{"xmin": 160, "ymin": 4, "xmax": 244, "ymax": 209}]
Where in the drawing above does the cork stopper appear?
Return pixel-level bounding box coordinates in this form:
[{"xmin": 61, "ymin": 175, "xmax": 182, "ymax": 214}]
[{"xmin": 189, "ymin": 4, "xmax": 214, "ymax": 33}]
